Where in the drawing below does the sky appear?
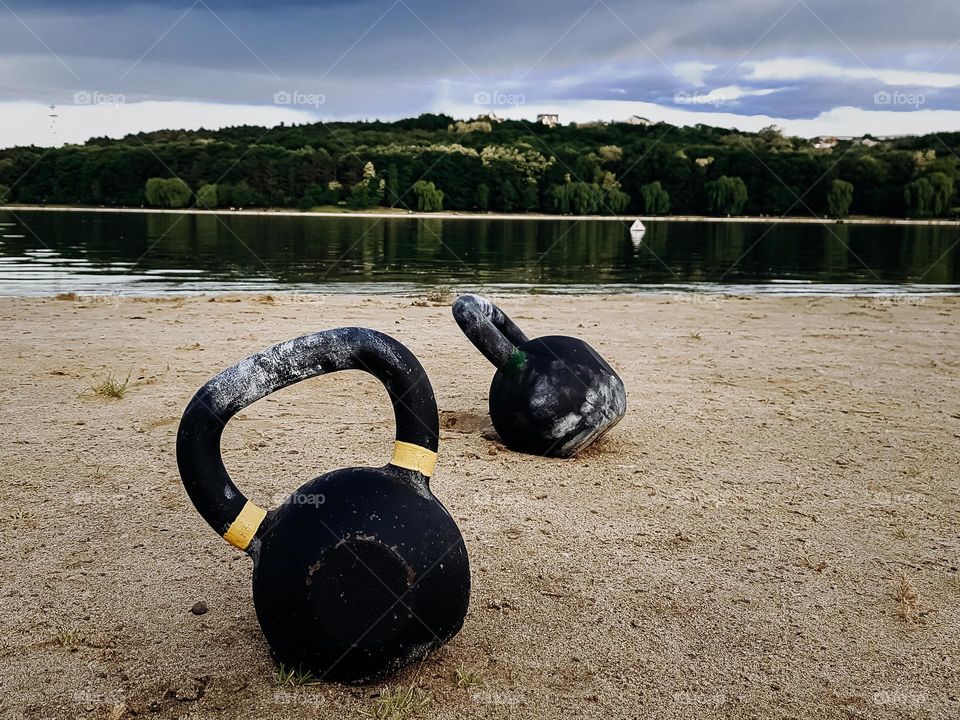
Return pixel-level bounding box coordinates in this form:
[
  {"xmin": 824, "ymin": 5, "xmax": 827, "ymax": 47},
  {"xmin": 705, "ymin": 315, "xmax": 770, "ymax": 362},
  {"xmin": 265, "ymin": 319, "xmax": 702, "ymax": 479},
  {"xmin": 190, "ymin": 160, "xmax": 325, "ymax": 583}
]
[{"xmin": 2, "ymin": 0, "xmax": 960, "ymax": 147}]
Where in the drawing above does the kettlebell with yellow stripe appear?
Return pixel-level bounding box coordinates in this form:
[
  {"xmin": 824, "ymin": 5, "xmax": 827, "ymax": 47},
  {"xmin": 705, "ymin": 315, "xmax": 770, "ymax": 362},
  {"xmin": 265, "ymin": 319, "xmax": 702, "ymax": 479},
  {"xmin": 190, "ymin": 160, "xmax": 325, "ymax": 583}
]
[{"xmin": 176, "ymin": 327, "xmax": 470, "ymax": 683}]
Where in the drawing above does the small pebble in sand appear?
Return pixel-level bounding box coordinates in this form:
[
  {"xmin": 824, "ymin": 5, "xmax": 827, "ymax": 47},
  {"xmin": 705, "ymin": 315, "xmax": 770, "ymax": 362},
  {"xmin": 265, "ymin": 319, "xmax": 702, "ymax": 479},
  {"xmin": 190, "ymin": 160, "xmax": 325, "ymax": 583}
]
[{"xmin": 190, "ymin": 601, "xmax": 209, "ymax": 615}]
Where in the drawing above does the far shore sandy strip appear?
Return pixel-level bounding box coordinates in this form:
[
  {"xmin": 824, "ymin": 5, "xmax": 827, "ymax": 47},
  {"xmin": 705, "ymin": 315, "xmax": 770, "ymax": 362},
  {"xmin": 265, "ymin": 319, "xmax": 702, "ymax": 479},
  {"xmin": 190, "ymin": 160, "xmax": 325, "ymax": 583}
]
[{"xmin": 4, "ymin": 203, "xmax": 960, "ymax": 226}]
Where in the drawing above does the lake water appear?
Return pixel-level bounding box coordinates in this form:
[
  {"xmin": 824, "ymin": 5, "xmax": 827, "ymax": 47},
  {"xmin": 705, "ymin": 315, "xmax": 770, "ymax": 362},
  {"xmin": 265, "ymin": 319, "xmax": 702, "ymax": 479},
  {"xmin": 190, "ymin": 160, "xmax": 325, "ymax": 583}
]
[{"xmin": 0, "ymin": 209, "xmax": 957, "ymax": 295}]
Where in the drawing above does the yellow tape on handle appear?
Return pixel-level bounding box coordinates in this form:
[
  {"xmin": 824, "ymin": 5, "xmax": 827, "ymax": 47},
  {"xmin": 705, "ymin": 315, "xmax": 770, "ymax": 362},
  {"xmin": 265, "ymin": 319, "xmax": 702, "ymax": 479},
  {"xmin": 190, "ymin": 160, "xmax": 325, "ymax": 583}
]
[
  {"xmin": 390, "ymin": 441, "xmax": 438, "ymax": 477},
  {"xmin": 223, "ymin": 501, "xmax": 267, "ymax": 550}
]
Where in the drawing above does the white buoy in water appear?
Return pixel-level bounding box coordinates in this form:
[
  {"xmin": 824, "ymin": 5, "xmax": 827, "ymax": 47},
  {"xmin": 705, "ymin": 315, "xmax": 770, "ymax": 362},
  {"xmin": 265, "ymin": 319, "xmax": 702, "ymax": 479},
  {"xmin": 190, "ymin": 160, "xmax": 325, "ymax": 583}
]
[
  {"xmin": 630, "ymin": 219, "xmax": 645, "ymax": 232},
  {"xmin": 629, "ymin": 218, "xmax": 646, "ymax": 245}
]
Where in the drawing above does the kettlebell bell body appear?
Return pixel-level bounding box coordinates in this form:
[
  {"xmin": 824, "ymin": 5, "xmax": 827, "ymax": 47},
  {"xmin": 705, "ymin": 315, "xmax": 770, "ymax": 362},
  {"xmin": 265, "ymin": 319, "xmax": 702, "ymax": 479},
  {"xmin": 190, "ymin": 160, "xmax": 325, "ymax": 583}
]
[
  {"xmin": 176, "ymin": 328, "xmax": 469, "ymax": 683},
  {"xmin": 453, "ymin": 295, "xmax": 626, "ymax": 457}
]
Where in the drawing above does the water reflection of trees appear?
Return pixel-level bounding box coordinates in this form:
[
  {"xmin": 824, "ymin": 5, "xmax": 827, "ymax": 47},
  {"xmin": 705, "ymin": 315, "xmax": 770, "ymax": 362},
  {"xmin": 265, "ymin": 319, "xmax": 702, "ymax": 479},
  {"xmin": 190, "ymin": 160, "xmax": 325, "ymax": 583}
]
[{"xmin": 2, "ymin": 211, "xmax": 957, "ymax": 287}]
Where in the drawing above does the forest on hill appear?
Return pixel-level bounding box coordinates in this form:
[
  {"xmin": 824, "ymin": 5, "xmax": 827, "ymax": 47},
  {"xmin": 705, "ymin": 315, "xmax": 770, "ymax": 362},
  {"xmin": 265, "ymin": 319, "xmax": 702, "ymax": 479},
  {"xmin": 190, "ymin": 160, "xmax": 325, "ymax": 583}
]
[{"xmin": 1, "ymin": 113, "xmax": 959, "ymax": 219}]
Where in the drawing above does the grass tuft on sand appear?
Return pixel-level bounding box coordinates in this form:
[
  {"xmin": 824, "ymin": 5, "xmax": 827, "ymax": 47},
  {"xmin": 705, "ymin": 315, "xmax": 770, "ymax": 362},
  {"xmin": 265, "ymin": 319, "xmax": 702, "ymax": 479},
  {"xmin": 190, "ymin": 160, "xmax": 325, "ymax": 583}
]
[
  {"xmin": 411, "ymin": 287, "xmax": 454, "ymax": 307},
  {"xmin": 894, "ymin": 573, "xmax": 920, "ymax": 622},
  {"xmin": 84, "ymin": 371, "xmax": 131, "ymax": 399},
  {"xmin": 56, "ymin": 629, "xmax": 83, "ymax": 648},
  {"xmin": 364, "ymin": 684, "xmax": 432, "ymax": 719},
  {"xmin": 453, "ymin": 663, "xmax": 482, "ymax": 688},
  {"xmin": 273, "ymin": 664, "xmax": 320, "ymax": 687}
]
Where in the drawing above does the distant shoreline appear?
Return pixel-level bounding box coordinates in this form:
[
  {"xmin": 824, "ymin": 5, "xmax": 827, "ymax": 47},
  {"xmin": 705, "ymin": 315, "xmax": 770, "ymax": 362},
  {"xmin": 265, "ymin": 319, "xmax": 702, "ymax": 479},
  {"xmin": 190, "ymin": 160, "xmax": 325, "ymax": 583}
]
[{"xmin": 3, "ymin": 204, "xmax": 960, "ymax": 227}]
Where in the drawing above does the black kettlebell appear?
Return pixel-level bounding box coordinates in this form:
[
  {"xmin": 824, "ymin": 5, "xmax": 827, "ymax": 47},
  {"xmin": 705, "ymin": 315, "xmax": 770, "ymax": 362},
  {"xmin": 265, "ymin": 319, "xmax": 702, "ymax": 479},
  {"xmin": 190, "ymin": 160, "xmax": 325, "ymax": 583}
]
[
  {"xmin": 176, "ymin": 328, "xmax": 470, "ymax": 684},
  {"xmin": 452, "ymin": 294, "xmax": 626, "ymax": 457}
]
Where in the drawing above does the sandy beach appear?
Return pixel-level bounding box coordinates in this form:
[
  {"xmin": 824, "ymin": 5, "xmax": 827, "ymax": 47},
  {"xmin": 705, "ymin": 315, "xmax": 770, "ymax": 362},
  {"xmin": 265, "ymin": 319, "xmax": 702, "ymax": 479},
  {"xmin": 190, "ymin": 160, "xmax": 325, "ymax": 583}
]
[
  {"xmin": 1, "ymin": 292, "xmax": 958, "ymax": 720},
  {"xmin": 5, "ymin": 204, "xmax": 960, "ymax": 226}
]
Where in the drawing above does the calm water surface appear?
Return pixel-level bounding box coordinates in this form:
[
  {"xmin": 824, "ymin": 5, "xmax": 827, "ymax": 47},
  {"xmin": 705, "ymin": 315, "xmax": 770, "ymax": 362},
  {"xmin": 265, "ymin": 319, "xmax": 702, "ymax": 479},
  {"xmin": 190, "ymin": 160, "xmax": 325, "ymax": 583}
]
[{"xmin": 0, "ymin": 209, "xmax": 957, "ymax": 295}]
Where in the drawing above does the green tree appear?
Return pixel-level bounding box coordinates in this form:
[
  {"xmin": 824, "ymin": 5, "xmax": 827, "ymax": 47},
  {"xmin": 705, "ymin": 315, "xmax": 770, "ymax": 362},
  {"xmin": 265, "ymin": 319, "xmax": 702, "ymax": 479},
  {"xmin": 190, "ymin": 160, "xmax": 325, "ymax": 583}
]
[
  {"xmin": 522, "ymin": 180, "xmax": 539, "ymax": 211},
  {"xmin": 598, "ymin": 145, "xmax": 623, "ymax": 163},
  {"xmin": 399, "ymin": 113, "xmax": 454, "ymax": 131},
  {"xmin": 144, "ymin": 177, "xmax": 165, "ymax": 207},
  {"xmin": 220, "ymin": 181, "xmax": 264, "ymax": 208},
  {"xmin": 144, "ymin": 177, "xmax": 192, "ymax": 208},
  {"xmin": 500, "ymin": 180, "xmax": 517, "ymax": 212},
  {"xmin": 551, "ymin": 181, "xmax": 572, "ymax": 214},
  {"xmin": 6, "ymin": 114, "xmax": 958, "ymax": 218},
  {"xmin": 412, "ymin": 180, "xmax": 444, "ymax": 212},
  {"xmin": 476, "ymin": 183, "xmax": 489, "ymax": 211},
  {"xmin": 605, "ymin": 188, "xmax": 630, "ymax": 214},
  {"xmin": 361, "ymin": 161, "xmax": 384, "ymax": 206},
  {"xmin": 337, "ymin": 153, "xmax": 365, "ymax": 187},
  {"xmin": 386, "ymin": 163, "xmax": 401, "ymax": 208},
  {"xmin": 298, "ymin": 183, "xmax": 323, "ymax": 210},
  {"xmin": 928, "ymin": 172, "xmax": 954, "ymax": 216},
  {"xmin": 826, "ymin": 179, "xmax": 853, "ymax": 219},
  {"xmin": 314, "ymin": 181, "xmax": 344, "ymax": 206},
  {"xmin": 904, "ymin": 178, "xmax": 934, "ymax": 217},
  {"xmin": 705, "ymin": 175, "xmax": 748, "ymax": 215},
  {"xmin": 640, "ymin": 181, "xmax": 670, "ymax": 214},
  {"xmin": 349, "ymin": 182, "xmax": 371, "ymax": 209},
  {"xmin": 572, "ymin": 183, "xmax": 603, "ymax": 214},
  {"xmin": 297, "ymin": 182, "xmax": 341, "ymax": 210},
  {"xmin": 550, "ymin": 177, "xmax": 605, "ymax": 215},
  {"xmin": 196, "ymin": 184, "xmax": 218, "ymax": 209}
]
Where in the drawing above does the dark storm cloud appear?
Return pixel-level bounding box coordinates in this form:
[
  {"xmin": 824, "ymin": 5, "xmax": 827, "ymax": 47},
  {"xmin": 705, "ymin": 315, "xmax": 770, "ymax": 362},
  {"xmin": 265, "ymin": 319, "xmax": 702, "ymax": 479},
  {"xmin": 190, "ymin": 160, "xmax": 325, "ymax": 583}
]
[
  {"xmin": 1, "ymin": 0, "xmax": 959, "ymax": 120},
  {"xmin": 19, "ymin": 1, "xmax": 363, "ymax": 8},
  {"xmin": 664, "ymin": 0, "xmax": 960, "ymax": 58}
]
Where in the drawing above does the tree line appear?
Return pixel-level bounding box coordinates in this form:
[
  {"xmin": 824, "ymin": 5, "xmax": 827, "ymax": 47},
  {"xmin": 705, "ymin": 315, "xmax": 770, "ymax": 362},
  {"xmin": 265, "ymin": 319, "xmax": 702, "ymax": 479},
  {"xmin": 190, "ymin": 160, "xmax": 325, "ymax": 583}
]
[{"xmin": 1, "ymin": 114, "xmax": 958, "ymax": 218}]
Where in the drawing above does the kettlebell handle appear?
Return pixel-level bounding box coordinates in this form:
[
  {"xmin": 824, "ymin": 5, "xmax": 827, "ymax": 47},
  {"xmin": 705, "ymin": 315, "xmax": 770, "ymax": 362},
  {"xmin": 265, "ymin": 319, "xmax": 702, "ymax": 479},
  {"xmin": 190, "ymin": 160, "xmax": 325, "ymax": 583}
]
[
  {"xmin": 176, "ymin": 327, "xmax": 439, "ymax": 553},
  {"xmin": 452, "ymin": 294, "xmax": 529, "ymax": 374}
]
